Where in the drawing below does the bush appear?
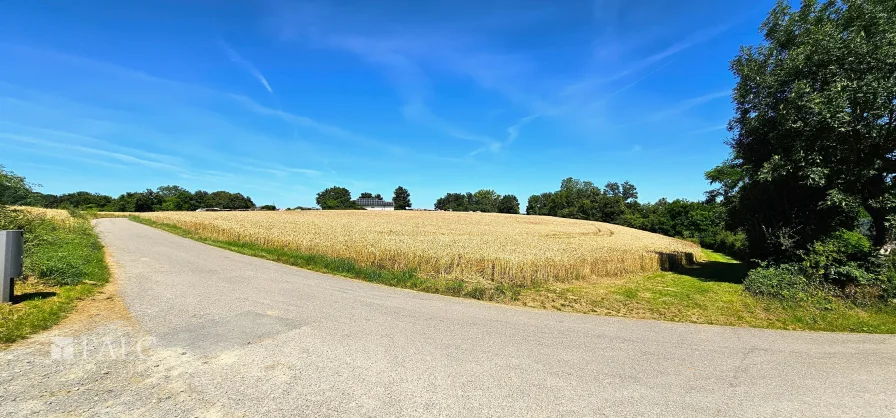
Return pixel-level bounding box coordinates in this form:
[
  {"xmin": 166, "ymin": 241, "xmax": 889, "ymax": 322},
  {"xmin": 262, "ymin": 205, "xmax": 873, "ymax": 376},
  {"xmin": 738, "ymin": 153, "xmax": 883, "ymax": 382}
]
[
  {"xmin": 745, "ymin": 230, "xmax": 896, "ymax": 304},
  {"xmin": 0, "ymin": 207, "xmax": 107, "ymax": 286},
  {"xmin": 800, "ymin": 229, "xmax": 885, "ymax": 294},
  {"xmin": 701, "ymin": 230, "xmax": 748, "ymax": 260},
  {"xmin": 744, "ymin": 263, "xmax": 826, "ymax": 301},
  {"xmin": 871, "ymin": 254, "xmax": 896, "ymax": 302},
  {"xmin": 803, "ymin": 230, "xmax": 871, "ymax": 273}
]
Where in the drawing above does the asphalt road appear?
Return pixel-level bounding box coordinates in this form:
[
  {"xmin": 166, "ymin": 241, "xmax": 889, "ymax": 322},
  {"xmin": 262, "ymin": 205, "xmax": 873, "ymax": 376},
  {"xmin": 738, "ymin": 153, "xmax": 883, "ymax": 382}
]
[{"xmin": 4, "ymin": 218, "xmax": 896, "ymax": 416}]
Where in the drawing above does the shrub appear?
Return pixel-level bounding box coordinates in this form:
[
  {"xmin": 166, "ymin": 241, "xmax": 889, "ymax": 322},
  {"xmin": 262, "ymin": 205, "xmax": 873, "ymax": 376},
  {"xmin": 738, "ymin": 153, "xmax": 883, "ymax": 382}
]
[
  {"xmin": 701, "ymin": 230, "xmax": 748, "ymax": 260},
  {"xmin": 26, "ymin": 222, "xmax": 106, "ymax": 286},
  {"xmin": 746, "ymin": 230, "xmax": 896, "ymax": 304},
  {"xmin": 802, "ymin": 229, "xmax": 876, "ymax": 288},
  {"xmin": 0, "ymin": 207, "xmax": 107, "ymax": 286},
  {"xmin": 744, "ymin": 263, "xmax": 826, "ymax": 301},
  {"xmin": 871, "ymin": 254, "xmax": 896, "ymax": 302}
]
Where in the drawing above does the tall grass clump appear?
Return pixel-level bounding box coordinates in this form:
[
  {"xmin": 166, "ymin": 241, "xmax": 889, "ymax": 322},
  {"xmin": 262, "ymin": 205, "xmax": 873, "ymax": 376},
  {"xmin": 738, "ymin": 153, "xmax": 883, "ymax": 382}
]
[{"xmin": 0, "ymin": 206, "xmax": 109, "ymax": 344}]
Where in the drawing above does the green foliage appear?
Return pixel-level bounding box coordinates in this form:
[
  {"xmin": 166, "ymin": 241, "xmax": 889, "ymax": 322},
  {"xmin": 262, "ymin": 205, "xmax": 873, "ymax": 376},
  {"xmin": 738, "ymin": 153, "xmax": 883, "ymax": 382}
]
[
  {"xmin": 258, "ymin": 204, "xmax": 277, "ymax": 211},
  {"xmin": 525, "ymin": 177, "xmax": 748, "ymax": 259},
  {"xmin": 0, "ymin": 206, "xmax": 109, "ymax": 344},
  {"xmin": 718, "ymin": 0, "xmax": 896, "ymax": 259},
  {"xmin": 201, "ymin": 190, "xmax": 255, "ymax": 210},
  {"xmin": 802, "ymin": 230, "xmax": 873, "ymax": 284},
  {"xmin": 497, "ymin": 194, "xmax": 520, "ymax": 214},
  {"xmin": 0, "ymin": 207, "xmax": 109, "ymax": 287},
  {"xmin": 7, "ymin": 177, "xmax": 256, "ymax": 213},
  {"xmin": 44, "ymin": 191, "xmax": 113, "ymax": 210},
  {"xmin": 435, "ymin": 190, "xmax": 518, "ymax": 213},
  {"xmin": 745, "ymin": 230, "xmax": 896, "ymax": 304},
  {"xmin": 316, "ymin": 186, "xmax": 358, "ymax": 210},
  {"xmin": 875, "ymin": 254, "xmax": 896, "ymax": 301},
  {"xmin": 744, "ymin": 263, "xmax": 825, "ymax": 302},
  {"xmin": 0, "ymin": 165, "xmax": 42, "ymax": 206},
  {"xmin": 525, "ymin": 193, "xmax": 553, "ymax": 215},
  {"xmin": 358, "ymin": 192, "xmax": 374, "ymax": 199},
  {"xmin": 434, "ymin": 192, "xmax": 469, "ymax": 211},
  {"xmin": 393, "ymin": 186, "xmax": 411, "ymax": 210},
  {"xmin": 471, "ymin": 189, "xmax": 499, "ymax": 212},
  {"xmin": 700, "ymin": 229, "xmax": 748, "ymax": 260}
]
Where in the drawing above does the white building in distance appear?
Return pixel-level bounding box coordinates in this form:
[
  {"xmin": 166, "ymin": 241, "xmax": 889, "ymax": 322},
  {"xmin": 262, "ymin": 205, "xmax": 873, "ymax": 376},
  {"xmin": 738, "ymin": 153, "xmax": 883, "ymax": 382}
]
[{"xmin": 355, "ymin": 198, "xmax": 395, "ymax": 211}]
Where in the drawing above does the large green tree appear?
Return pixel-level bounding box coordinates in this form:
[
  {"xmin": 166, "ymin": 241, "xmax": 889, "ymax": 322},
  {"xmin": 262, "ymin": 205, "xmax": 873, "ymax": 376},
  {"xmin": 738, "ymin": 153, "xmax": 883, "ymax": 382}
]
[
  {"xmin": 715, "ymin": 0, "xmax": 896, "ymax": 258},
  {"xmin": 471, "ymin": 189, "xmax": 499, "ymax": 212},
  {"xmin": 316, "ymin": 186, "xmax": 356, "ymax": 210},
  {"xmin": 525, "ymin": 193, "xmax": 553, "ymax": 215},
  {"xmin": 434, "ymin": 193, "xmax": 469, "ymax": 211},
  {"xmin": 0, "ymin": 165, "xmax": 39, "ymax": 206},
  {"xmin": 497, "ymin": 194, "xmax": 520, "ymax": 214},
  {"xmin": 393, "ymin": 186, "xmax": 411, "ymax": 210}
]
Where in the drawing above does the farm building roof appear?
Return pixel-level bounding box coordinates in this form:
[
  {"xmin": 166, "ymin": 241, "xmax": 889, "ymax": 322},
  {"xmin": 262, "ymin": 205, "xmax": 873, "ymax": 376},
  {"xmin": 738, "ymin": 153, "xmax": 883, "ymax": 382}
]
[{"xmin": 355, "ymin": 198, "xmax": 394, "ymax": 207}]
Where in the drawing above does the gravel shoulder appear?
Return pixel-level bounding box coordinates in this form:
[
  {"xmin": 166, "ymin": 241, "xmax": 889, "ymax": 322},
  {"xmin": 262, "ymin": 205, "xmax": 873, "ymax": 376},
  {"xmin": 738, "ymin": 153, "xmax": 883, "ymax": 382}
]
[{"xmin": 1, "ymin": 218, "xmax": 895, "ymax": 417}]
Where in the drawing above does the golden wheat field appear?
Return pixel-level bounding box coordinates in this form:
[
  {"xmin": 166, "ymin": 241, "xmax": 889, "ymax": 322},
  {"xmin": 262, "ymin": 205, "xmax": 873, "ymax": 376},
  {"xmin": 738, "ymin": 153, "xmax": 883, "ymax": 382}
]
[
  {"xmin": 11, "ymin": 207, "xmax": 74, "ymax": 223},
  {"xmin": 136, "ymin": 211, "xmax": 702, "ymax": 285}
]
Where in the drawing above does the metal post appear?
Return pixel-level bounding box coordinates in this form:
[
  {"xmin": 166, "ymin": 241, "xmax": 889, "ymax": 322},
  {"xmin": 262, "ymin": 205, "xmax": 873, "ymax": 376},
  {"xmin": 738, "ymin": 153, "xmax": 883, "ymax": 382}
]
[{"xmin": 1, "ymin": 230, "xmax": 24, "ymax": 303}]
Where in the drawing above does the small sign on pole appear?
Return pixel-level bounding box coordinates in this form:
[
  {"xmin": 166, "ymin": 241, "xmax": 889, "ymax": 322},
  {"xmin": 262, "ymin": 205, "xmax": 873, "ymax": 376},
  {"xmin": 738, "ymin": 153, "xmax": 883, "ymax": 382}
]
[{"xmin": 1, "ymin": 230, "xmax": 24, "ymax": 303}]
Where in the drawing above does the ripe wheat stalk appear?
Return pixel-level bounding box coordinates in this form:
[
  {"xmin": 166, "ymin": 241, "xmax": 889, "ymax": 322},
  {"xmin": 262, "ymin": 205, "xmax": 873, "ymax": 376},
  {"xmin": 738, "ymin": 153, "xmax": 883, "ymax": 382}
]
[{"xmin": 136, "ymin": 211, "xmax": 703, "ymax": 285}]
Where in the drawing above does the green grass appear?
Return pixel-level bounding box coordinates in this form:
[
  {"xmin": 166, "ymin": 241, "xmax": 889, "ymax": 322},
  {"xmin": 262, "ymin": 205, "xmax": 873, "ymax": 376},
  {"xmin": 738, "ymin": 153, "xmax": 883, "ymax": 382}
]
[
  {"xmin": 130, "ymin": 216, "xmax": 524, "ymax": 302},
  {"xmin": 133, "ymin": 217, "xmax": 896, "ymax": 334},
  {"xmin": 521, "ymin": 249, "xmax": 896, "ymax": 333},
  {"xmin": 0, "ymin": 208, "xmax": 110, "ymax": 345}
]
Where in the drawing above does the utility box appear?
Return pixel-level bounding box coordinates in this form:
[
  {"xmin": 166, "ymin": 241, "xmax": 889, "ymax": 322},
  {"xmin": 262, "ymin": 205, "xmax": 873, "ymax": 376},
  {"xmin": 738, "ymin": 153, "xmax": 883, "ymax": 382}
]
[{"xmin": 1, "ymin": 230, "xmax": 24, "ymax": 303}]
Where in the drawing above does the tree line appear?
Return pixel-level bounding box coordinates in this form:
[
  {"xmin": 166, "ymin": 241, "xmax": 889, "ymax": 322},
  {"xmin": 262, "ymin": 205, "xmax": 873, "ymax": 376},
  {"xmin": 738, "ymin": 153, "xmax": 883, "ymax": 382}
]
[
  {"xmin": 434, "ymin": 190, "xmax": 520, "ymax": 214},
  {"xmin": 0, "ymin": 174, "xmax": 257, "ymax": 212},
  {"xmin": 523, "ymin": 178, "xmax": 745, "ymax": 257},
  {"xmin": 315, "ymin": 186, "xmax": 412, "ymax": 210}
]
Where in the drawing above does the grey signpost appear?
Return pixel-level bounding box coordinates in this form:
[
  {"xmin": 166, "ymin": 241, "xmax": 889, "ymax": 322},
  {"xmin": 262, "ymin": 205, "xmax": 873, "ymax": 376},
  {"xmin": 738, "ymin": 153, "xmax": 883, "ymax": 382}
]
[{"xmin": 1, "ymin": 230, "xmax": 24, "ymax": 303}]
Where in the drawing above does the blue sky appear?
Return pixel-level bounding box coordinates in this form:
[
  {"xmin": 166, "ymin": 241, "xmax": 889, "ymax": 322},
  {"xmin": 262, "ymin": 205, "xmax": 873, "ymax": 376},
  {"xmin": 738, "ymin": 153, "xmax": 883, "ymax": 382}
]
[{"xmin": 0, "ymin": 0, "xmax": 778, "ymax": 209}]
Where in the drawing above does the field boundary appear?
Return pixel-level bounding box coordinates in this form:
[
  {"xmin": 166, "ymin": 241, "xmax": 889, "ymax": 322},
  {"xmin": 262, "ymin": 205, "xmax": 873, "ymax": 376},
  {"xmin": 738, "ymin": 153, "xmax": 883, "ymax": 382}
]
[
  {"xmin": 127, "ymin": 216, "xmax": 896, "ymax": 333},
  {"xmin": 129, "ymin": 216, "xmax": 525, "ymax": 303}
]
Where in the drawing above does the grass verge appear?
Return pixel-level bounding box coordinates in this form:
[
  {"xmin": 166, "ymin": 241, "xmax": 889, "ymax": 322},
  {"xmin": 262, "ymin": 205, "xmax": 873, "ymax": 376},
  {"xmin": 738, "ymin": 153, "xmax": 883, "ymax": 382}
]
[
  {"xmin": 130, "ymin": 216, "xmax": 523, "ymax": 302},
  {"xmin": 133, "ymin": 217, "xmax": 896, "ymax": 334},
  {"xmin": 0, "ymin": 208, "xmax": 110, "ymax": 345},
  {"xmin": 519, "ymin": 250, "xmax": 896, "ymax": 333}
]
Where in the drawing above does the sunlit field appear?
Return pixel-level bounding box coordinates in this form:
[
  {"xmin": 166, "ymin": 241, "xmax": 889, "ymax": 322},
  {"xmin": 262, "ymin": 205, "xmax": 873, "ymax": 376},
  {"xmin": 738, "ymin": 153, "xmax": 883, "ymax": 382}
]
[
  {"xmin": 12, "ymin": 207, "xmax": 73, "ymax": 223},
  {"xmin": 135, "ymin": 210, "xmax": 702, "ymax": 285}
]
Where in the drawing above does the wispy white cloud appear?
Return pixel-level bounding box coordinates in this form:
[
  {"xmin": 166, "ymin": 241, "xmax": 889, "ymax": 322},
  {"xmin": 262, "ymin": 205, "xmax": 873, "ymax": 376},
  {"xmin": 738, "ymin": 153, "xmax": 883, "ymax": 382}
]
[
  {"xmin": 505, "ymin": 114, "xmax": 539, "ymax": 145},
  {"xmin": 226, "ymin": 93, "xmax": 406, "ymax": 154},
  {"xmin": 652, "ymin": 90, "xmax": 731, "ymax": 120},
  {"xmin": 685, "ymin": 124, "xmax": 728, "ymax": 135},
  {"xmin": 606, "ymin": 25, "xmax": 729, "ymax": 82},
  {"xmin": 561, "ymin": 24, "xmax": 729, "ymax": 100},
  {"xmin": 314, "ymin": 33, "xmax": 508, "ymax": 154},
  {"xmin": 468, "ymin": 113, "xmax": 540, "ymax": 156},
  {"xmin": 220, "ymin": 40, "xmax": 274, "ymax": 94},
  {"xmin": 0, "ymin": 131, "xmax": 184, "ymax": 172},
  {"xmin": 1, "ymin": 142, "xmax": 129, "ymax": 170},
  {"xmin": 0, "ymin": 120, "xmax": 183, "ymax": 166},
  {"xmin": 275, "ymin": 7, "xmax": 733, "ymax": 148},
  {"xmin": 0, "ymin": 44, "xmax": 393, "ymax": 154},
  {"xmin": 401, "ymin": 102, "xmax": 497, "ymax": 145}
]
